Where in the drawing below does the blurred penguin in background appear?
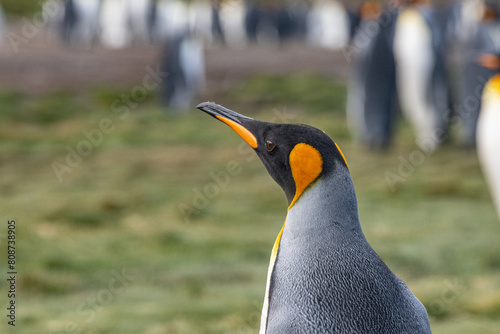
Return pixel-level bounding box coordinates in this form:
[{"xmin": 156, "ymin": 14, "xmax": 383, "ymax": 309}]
[
  {"xmin": 244, "ymin": 1, "xmax": 307, "ymax": 46},
  {"xmin": 245, "ymin": 1, "xmax": 307, "ymax": 45},
  {"xmin": 211, "ymin": 1, "xmax": 224, "ymax": 43},
  {"xmin": 346, "ymin": 2, "xmax": 399, "ymax": 150},
  {"xmin": 100, "ymin": 0, "xmax": 131, "ymax": 49},
  {"xmin": 285, "ymin": 1, "xmax": 310, "ymax": 43},
  {"xmin": 72, "ymin": 0, "xmax": 101, "ymax": 47},
  {"xmin": 189, "ymin": 0, "xmax": 215, "ymax": 44},
  {"xmin": 306, "ymin": 0, "xmax": 350, "ymax": 50},
  {"xmin": 454, "ymin": 0, "xmax": 485, "ymax": 45},
  {"xmin": 147, "ymin": 0, "xmax": 158, "ymax": 43},
  {"xmin": 127, "ymin": 0, "xmax": 152, "ymax": 45},
  {"xmin": 249, "ymin": 3, "xmax": 280, "ymax": 45},
  {"xmin": 154, "ymin": 0, "xmax": 189, "ymax": 43},
  {"xmin": 41, "ymin": 0, "xmax": 65, "ymax": 44},
  {"xmin": 459, "ymin": 2, "xmax": 500, "ymax": 148},
  {"xmin": 161, "ymin": 31, "xmax": 205, "ymax": 110},
  {"xmin": 244, "ymin": 1, "xmax": 261, "ymax": 43},
  {"xmin": 261, "ymin": 4, "xmax": 289, "ymax": 45},
  {"xmin": 61, "ymin": 0, "xmax": 79, "ymax": 44},
  {"xmin": 346, "ymin": 5, "xmax": 362, "ymax": 43},
  {"xmin": 219, "ymin": 0, "xmax": 247, "ymax": 47},
  {"xmin": 477, "ymin": 70, "xmax": 500, "ymax": 220},
  {"xmin": 393, "ymin": 0, "xmax": 450, "ymax": 152}
]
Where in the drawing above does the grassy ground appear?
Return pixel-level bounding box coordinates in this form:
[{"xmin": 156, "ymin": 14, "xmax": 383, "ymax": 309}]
[
  {"xmin": 1, "ymin": 0, "xmax": 40, "ymax": 16},
  {"xmin": 0, "ymin": 73, "xmax": 499, "ymax": 333}
]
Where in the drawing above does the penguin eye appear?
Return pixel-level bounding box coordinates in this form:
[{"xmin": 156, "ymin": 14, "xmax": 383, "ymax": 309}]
[{"xmin": 266, "ymin": 140, "xmax": 276, "ymax": 152}]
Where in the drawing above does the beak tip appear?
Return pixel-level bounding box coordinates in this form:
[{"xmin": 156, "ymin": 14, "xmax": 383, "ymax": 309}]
[
  {"xmin": 196, "ymin": 101, "xmax": 254, "ymax": 124},
  {"xmin": 195, "ymin": 101, "xmax": 259, "ymax": 149},
  {"xmin": 196, "ymin": 101, "xmax": 215, "ymax": 111}
]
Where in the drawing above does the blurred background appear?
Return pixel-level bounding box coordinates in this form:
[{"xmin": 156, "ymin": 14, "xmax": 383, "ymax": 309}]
[{"xmin": 0, "ymin": 0, "xmax": 499, "ymax": 333}]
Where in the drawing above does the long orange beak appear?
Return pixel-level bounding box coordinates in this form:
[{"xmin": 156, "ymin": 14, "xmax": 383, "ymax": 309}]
[{"xmin": 197, "ymin": 102, "xmax": 258, "ymax": 149}]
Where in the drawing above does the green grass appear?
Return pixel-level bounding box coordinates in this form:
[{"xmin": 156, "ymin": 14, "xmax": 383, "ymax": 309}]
[
  {"xmin": 2, "ymin": 0, "xmax": 41, "ymax": 16},
  {"xmin": 0, "ymin": 73, "xmax": 499, "ymax": 333}
]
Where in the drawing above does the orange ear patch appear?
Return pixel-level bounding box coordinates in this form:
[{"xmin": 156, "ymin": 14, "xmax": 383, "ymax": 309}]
[
  {"xmin": 288, "ymin": 143, "xmax": 323, "ymax": 209},
  {"xmin": 216, "ymin": 115, "xmax": 258, "ymax": 149},
  {"xmin": 483, "ymin": 74, "xmax": 500, "ymax": 100}
]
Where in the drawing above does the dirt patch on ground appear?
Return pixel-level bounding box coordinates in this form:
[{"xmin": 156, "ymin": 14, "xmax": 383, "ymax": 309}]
[{"xmin": 0, "ymin": 21, "xmax": 350, "ymax": 95}]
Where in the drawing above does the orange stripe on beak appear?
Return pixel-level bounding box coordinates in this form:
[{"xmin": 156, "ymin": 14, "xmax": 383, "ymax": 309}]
[{"xmin": 216, "ymin": 115, "xmax": 258, "ymax": 149}]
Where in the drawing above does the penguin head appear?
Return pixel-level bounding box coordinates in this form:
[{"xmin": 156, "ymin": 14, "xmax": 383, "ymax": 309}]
[
  {"xmin": 479, "ymin": 3, "xmax": 499, "ymax": 23},
  {"xmin": 197, "ymin": 102, "xmax": 349, "ymax": 208}
]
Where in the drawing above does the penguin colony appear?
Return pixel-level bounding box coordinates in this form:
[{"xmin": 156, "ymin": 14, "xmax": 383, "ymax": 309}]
[
  {"xmin": 198, "ymin": 102, "xmax": 432, "ymax": 333},
  {"xmin": 42, "ymin": 0, "xmax": 360, "ymax": 49},
  {"xmin": 40, "ymin": 0, "xmax": 498, "ymax": 151},
  {"xmin": 24, "ymin": 1, "xmax": 498, "ymax": 222},
  {"xmin": 346, "ymin": 1, "xmax": 500, "ymax": 219},
  {"xmin": 346, "ymin": 0, "xmax": 500, "ymax": 153},
  {"xmin": 38, "ymin": 0, "xmax": 359, "ymax": 110},
  {"xmin": 31, "ymin": 2, "xmax": 500, "ymax": 217}
]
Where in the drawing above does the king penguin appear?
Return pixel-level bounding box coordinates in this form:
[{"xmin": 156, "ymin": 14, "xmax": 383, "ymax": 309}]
[
  {"xmin": 197, "ymin": 102, "xmax": 432, "ymax": 334},
  {"xmin": 346, "ymin": 2, "xmax": 398, "ymax": 150},
  {"xmin": 460, "ymin": 4, "xmax": 500, "ymax": 148},
  {"xmin": 393, "ymin": 0, "xmax": 450, "ymax": 152},
  {"xmin": 477, "ymin": 72, "xmax": 500, "ymax": 220}
]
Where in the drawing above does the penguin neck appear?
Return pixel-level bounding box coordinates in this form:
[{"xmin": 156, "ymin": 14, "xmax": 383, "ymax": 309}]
[
  {"xmin": 259, "ymin": 167, "xmax": 362, "ymax": 334},
  {"xmin": 286, "ymin": 167, "xmax": 362, "ymax": 238}
]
